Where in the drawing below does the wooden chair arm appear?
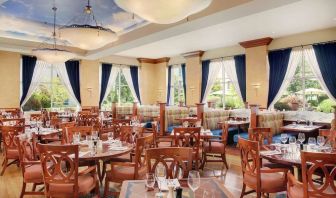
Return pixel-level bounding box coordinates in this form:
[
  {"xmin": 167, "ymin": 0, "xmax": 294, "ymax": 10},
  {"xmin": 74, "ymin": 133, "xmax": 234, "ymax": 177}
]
[
  {"xmin": 79, "ymin": 166, "xmax": 96, "ymax": 176},
  {"xmin": 22, "ymin": 161, "xmax": 41, "ymax": 166}
]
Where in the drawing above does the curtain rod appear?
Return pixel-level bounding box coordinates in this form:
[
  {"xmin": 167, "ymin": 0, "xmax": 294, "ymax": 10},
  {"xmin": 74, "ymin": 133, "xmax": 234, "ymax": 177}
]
[{"xmin": 268, "ymin": 40, "xmax": 336, "ymax": 52}]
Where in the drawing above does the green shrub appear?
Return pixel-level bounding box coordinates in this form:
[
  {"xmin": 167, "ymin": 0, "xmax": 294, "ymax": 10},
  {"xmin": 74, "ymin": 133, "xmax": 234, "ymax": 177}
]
[
  {"xmin": 317, "ymin": 99, "xmax": 336, "ymax": 113},
  {"xmin": 274, "ymin": 102, "xmax": 291, "ymax": 111}
]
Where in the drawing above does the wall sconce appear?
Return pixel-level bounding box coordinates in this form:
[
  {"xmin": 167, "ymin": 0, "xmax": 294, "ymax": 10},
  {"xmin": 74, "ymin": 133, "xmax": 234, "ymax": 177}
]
[
  {"xmin": 87, "ymin": 87, "xmax": 93, "ymax": 97},
  {"xmin": 251, "ymin": 83, "xmax": 261, "ymax": 96}
]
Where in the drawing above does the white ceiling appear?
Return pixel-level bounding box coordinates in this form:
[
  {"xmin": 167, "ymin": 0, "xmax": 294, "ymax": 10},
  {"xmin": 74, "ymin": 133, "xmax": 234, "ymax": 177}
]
[{"xmin": 112, "ymin": 0, "xmax": 336, "ymax": 59}]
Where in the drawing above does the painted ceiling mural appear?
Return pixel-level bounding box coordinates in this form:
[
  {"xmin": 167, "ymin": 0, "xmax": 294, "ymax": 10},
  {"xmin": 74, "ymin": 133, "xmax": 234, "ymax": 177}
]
[{"xmin": 0, "ymin": 0, "xmax": 147, "ymax": 44}]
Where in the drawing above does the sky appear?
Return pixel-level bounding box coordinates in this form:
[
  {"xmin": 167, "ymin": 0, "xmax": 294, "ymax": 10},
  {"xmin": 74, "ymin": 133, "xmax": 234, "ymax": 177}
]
[{"xmin": 0, "ymin": 0, "xmax": 146, "ymax": 43}]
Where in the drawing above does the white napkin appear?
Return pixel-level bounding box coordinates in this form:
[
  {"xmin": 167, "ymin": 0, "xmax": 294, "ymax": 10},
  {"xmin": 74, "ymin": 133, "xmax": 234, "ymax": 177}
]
[
  {"xmin": 108, "ymin": 146, "xmax": 128, "ymax": 151},
  {"xmin": 157, "ymin": 178, "xmax": 180, "ymax": 191}
]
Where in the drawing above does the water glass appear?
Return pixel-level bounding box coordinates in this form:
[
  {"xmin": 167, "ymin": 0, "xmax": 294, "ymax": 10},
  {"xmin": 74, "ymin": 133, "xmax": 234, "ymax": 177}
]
[
  {"xmin": 155, "ymin": 163, "xmax": 167, "ymax": 194},
  {"xmin": 188, "ymin": 171, "xmax": 201, "ymax": 195},
  {"xmin": 73, "ymin": 134, "xmax": 80, "ymax": 144},
  {"xmin": 307, "ymin": 137, "xmax": 316, "ymax": 151},
  {"xmin": 92, "ymin": 131, "xmax": 98, "ymax": 140},
  {"xmin": 280, "ymin": 133, "xmax": 288, "ymax": 144},
  {"xmin": 86, "ymin": 135, "xmax": 92, "ymax": 142},
  {"xmin": 107, "ymin": 132, "xmax": 113, "ymax": 142},
  {"xmin": 289, "ymin": 136, "xmax": 296, "ymax": 144},
  {"xmin": 145, "ymin": 173, "xmax": 155, "ymax": 189},
  {"xmin": 46, "ymin": 120, "xmax": 50, "ymax": 128},
  {"xmin": 317, "ymin": 136, "xmax": 325, "ymax": 147},
  {"xmin": 298, "ymin": 133, "xmax": 305, "ymax": 144}
]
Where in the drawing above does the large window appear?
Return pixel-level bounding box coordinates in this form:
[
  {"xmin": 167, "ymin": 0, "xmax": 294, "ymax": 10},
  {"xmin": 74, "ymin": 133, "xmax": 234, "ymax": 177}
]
[
  {"xmin": 22, "ymin": 64, "xmax": 77, "ymax": 111},
  {"xmin": 169, "ymin": 66, "xmax": 185, "ymax": 106},
  {"xmin": 102, "ymin": 68, "xmax": 134, "ymax": 108},
  {"xmin": 274, "ymin": 50, "xmax": 335, "ymax": 112},
  {"xmin": 206, "ymin": 63, "xmax": 243, "ymax": 109}
]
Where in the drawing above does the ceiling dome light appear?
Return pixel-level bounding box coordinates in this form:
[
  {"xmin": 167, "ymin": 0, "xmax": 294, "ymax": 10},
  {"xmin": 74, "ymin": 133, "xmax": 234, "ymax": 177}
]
[
  {"xmin": 33, "ymin": 4, "xmax": 76, "ymax": 64},
  {"xmin": 115, "ymin": 0, "xmax": 213, "ymax": 24},
  {"xmin": 60, "ymin": 0, "xmax": 118, "ymax": 50}
]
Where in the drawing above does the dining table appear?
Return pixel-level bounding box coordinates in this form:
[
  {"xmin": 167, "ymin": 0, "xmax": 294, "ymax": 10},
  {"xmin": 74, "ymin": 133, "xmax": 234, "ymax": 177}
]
[
  {"xmin": 280, "ymin": 123, "xmax": 323, "ymax": 138},
  {"xmin": 119, "ymin": 177, "xmax": 234, "ymax": 198}
]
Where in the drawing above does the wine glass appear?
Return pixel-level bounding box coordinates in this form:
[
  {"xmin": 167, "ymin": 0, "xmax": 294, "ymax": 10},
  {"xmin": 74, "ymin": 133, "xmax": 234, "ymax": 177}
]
[
  {"xmin": 298, "ymin": 133, "xmax": 305, "ymax": 144},
  {"xmin": 308, "ymin": 137, "xmax": 316, "ymax": 151},
  {"xmin": 289, "ymin": 136, "xmax": 296, "ymax": 144},
  {"xmin": 46, "ymin": 120, "xmax": 50, "ymax": 128},
  {"xmin": 92, "ymin": 131, "xmax": 98, "ymax": 140},
  {"xmin": 146, "ymin": 173, "xmax": 155, "ymax": 190},
  {"xmin": 173, "ymin": 165, "xmax": 184, "ymax": 180},
  {"xmin": 188, "ymin": 170, "xmax": 201, "ymax": 196},
  {"xmin": 155, "ymin": 163, "xmax": 167, "ymax": 195},
  {"xmin": 280, "ymin": 133, "xmax": 288, "ymax": 144},
  {"xmin": 317, "ymin": 136, "xmax": 325, "ymax": 147},
  {"xmin": 107, "ymin": 132, "xmax": 113, "ymax": 142}
]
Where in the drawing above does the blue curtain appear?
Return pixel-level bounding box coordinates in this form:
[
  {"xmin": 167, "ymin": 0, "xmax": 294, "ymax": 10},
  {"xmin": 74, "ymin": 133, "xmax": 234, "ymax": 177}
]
[
  {"xmin": 234, "ymin": 55, "xmax": 246, "ymax": 102},
  {"xmin": 181, "ymin": 63, "xmax": 186, "ymax": 104},
  {"xmin": 20, "ymin": 55, "xmax": 37, "ymax": 105},
  {"xmin": 267, "ymin": 48, "xmax": 292, "ymax": 108},
  {"xmin": 167, "ymin": 66, "xmax": 172, "ymax": 104},
  {"xmin": 99, "ymin": 63, "xmax": 112, "ymax": 107},
  {"xmin": 65, "ymin": 60, "xmax": 81, "ymax": 104},
  {"xmin": 313, "ymin": 43, "xmax": 336, "ymax": 99},
  {"xmin": 130, "ymin": 66, "xmax": 141, "ymax": 104},
  {"xmin": 200, "ymin": 60, "xmax": 211, "ymax": 103}
]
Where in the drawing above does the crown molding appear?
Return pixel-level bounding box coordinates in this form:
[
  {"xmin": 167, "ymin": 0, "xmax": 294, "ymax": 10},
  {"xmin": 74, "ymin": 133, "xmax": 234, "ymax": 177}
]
[
  {"xmin": 181, "ymin": 50, "xmax": 204, "ymax": 58},
  {"xmin": 137, "ymin": 57, "xmax": 170, "ymax": 64},
  {"xmin": 239, "ymin": 37, "xmax": 273, "ymax": 48}
]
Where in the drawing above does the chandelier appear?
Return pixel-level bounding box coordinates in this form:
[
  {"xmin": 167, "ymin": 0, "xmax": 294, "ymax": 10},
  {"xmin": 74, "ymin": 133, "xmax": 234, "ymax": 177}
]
[
  {"xmin": 115, "ymin": 0, "xmax": 213, "ymax": 24},
  {"xmin": 60, "ymin": 0, "xmax": 118, "ymax": 50},
  {"xmin": 33, "ymin": 5, "xmax": 76, "ymax": 64}
]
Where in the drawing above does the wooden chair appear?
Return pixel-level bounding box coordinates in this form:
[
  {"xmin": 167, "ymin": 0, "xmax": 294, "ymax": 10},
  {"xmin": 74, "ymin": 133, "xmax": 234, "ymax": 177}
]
[
  {"xmin": 0, "ymin": 118, "xmax": 25, "ymax": 126},
  {"xmin": 111, "ymin": 119, "xmax": 131, "ymax": 138},
  {"xmin": 173, "ymin": 127, "xmax": 201, "ymax": 170},
  {"xmin": 151, "ymin": 122, "xmax": 173, "ymax": 147},
  {"xmin": 59, "ymin": 122, "xmax": 76, "ymax": 144},
  {"xmin": 15, "ymin": 136, "xmax": 44, "ymax": 198},
  {"xmin": 63, "ymin": 126, "xmax": 93, "ymax": 144},
  {"xmin": 180, "ymin": 118, "xmax": 202, "ymax": 127},
  {"xmin": 49, "ymin": 111, "xmax": 59, "ymax": 119},
  {"xmin": 319, "ymin": 129, "xmax": 336, "ymax": 148},
  {"xmin": 103, "ymin": 134, "xmax": 153, "ymax": 197},
  {"xmin": 248, "ymin": 127, "xmax": 272, "ymax": 145},
  {"xmin": 76, "ymin": 114, "xmax": 101, "ymax": 130},
  {"xmin": 30, "ymin": 113, "xmax": 42, "ymax": 121},
  {"xmin": 238, "ymin": 137, "xmax": 288, "ymax": 198},
  {"xmin": 37, "ymin": 143, "xmax": 99, "ymax": 198},
  {"xmin": 1, "ymin": 125, "xmax": 24, "ymax": 175},
  {"xmin": 287, "ymin": 151, "xmax": 336, "ymax": 198},
  {"xmin": 146, "ymin": 147, "xmax": 193, "ymax": 179},
  {"xmin": 201, "ymin": 123, "xmax": 229, "ymax": 169}
]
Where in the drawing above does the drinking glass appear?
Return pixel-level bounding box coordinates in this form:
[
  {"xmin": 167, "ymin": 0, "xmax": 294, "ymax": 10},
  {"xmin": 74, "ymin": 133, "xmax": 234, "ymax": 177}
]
[
  {"xmin": 188, "ymin": 170, "xmax": 201, "ymax": 196},
  {"xmin": 308, "ymin": 137, "xmax": 316, "ymax": 145},
  {"xmin": 145, "ymin": 173, "xmax": 155, "ymax": 190},
  {"xmin": 289, "ymin": 136, "xmax": 296, "ymax": 144},
  {"xmin": 46, "ymin": 120, "xmax": 50, "ymax": 128},
  {"xmin": 92, "ymin": 131, "xmax": 98, "ymax": 140},
  {"xmin": 317, "ymin": 136, "xmax": 325, "ymax": 147},
  {"xmin": 173, "ymin": 165, "xmax": 184, "ymax": 180},
  {"xmin": 73, "ymin": 134, "xmax": 79, "ymax": 144},
  {"xmin": 280, "ymin": 133, "xmax": 288, "ymax": 144},
  {"xmin": 107, "ymin": 132, "xmax": 113, "ymax": 142},
  {"xmin": 298, "ymin": 133, "xmax": 305, "ymax": 144},
  {"xmin": 86, "ymin": 135, "xmax": 92, "ymax": 142},
  {"xmin": 155, "ymin": 163, "xmax": 167, "ymax": 195}
]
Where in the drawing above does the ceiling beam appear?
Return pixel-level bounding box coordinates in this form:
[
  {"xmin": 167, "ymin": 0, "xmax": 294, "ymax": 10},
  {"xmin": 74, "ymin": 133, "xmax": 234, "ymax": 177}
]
[
  {"xmin": 137, "ymin": 57, "xmax": 170, "ymax": 64},
  {"xmin": 239, "ymin": 37, "xmax": 273, "ymax": 48}
]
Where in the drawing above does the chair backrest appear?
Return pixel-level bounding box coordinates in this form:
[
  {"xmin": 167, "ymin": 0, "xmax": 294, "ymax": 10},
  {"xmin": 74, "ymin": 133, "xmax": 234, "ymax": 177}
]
[
  {"xmin": 221, "ymin": 123, "xmax": 229, "ymax": 144},
  {"xmin": 1, "ymin": 126, "xmax": 24, "ymax": 150},
  {"xmin": 119, "ymin": 126, "xmax": 134, "ymax": 143},
  {"xmin": 30, "ymin": 113, "xmax": 42, "ymax": 121},
  {"xmin": 50, "ymin": 118, "xmax": 62, "ymax": 129},
  {"xmin": 173, "ymin": 127, "xmax": 201, "ymax": 154},
  {"xmin": 65, "ymin": 126, "xmax": 93, "ymax": 144},
  {"xmin": 77, "ymin": 114, "xmax": 100, "ymax": 129},
  {"xmin": 37, "ymin": 144, "xmax": 79, "ymax": 197},
  {"xmin": 0, "ymin": 118, "xmax": 25, "ymax": 126},
  {"xmin": 49, "ymin": 112, "xmax": 59, "ymax": 119},
  {"xmin": 59, "ymin": 122, "xmax": 76, "ymax": 144},
  {"xmin": 15, "ymin": 136, "xmax": 36, "ymax": 175},
  {"xmin": 319, "ymin": 129, "xmax": 336, "ymax": 148},
  {"xmin": 180, "ymin": 118, "xmax": 202, "ymax": 127},
  {"xmin": 133, "ymin": 134, "xmax": 154, "ymax": 178},
  {"xmin": 248, "ymin": 127, "xmax": 272, "ymax": 145},
  {"xmin": 301, "ymin": 151, "xmax": 336, "ymax": 197},
  {"xmin": 238, "ymin": 138, "xmax": 261, "ymax": 189},
  {"xmin": 146, "ymin": 147, "xmax": 193, "ymax": 179},
  {"xmin": 111, "ymin": 119, "xmax": 130, "ymax": 138}
]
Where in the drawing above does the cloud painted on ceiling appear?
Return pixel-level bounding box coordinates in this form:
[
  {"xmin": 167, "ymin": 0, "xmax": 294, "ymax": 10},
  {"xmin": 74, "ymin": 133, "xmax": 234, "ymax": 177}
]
[{"xmin": 0, "ymin": 0, "xmax": 147, "ymax": 43}]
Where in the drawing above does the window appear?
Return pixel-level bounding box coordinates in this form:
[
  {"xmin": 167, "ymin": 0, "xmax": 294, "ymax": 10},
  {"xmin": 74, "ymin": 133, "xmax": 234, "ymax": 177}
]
[
  {"xmin": 22, "ymin": 64, "xmax": 78, "ymax": 111},
  {"xmin": 274, "ymin": 50, "xmax": 335, "ymax": 112},
  {"xmin": 102, "ymin": 67, "xmax": 134, "ymax": 108},
  {"xmin": 170, "ymin": 66, "xmax": 185, "ymax": 105},
  {"xmin": 206, "ymin": 62, "xmax": 243, "ymax": 109}
]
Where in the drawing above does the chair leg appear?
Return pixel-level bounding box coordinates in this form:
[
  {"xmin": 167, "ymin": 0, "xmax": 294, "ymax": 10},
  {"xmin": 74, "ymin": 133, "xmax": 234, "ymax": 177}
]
[
  {"xmin": 96, "ymin": 161, "xmax": 102, "ymax": 184},
  {"xmin": 0, "ymin": 159, "xmax": 8, "ymax": 176},
  {"xmin": 200, "ymin": 152, "xmax": 207, "ymax": 170},
  {"xmin": 32, "ymin": 183, "xmax": 37, "ymax": 191},
  {"xmin": 221, "ymin": 154, "xmax": 229, "ymax": 169},
  {"xmin": 102, "ymin": 161, "xmax": 106, "ymax": 181},
  {"xmin": 20, "ymin": 182, "xmax": 26, "ymax": 198},
  {"xmin": 256, "ymin": 191, "xmax": 261, "ymax": 198},
  {"xmin": 103, "ymin": 179, "xmax": 109, "ymax": 198},
  {"xmin": 240, "ymin": 183, "xmax": 246, "ymax": 198}
]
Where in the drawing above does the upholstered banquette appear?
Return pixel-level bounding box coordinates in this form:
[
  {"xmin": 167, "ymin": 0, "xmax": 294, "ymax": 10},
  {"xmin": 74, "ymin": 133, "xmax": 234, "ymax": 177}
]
[
  {"xmin": 137, "ymin": 105, "xmax": 159, "ymax": 128},
  {"xmin": 165, "ymin": 107, "xmax": 189, "ymax": 133}
]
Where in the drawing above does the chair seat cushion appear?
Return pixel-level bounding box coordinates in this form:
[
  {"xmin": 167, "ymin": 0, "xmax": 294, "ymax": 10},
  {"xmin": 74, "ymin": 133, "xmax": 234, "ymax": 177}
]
[
  {"xmin": 6, "ymin": 148, "xmax": 19, "ymax": 159},
  {"xmin": 244, "ymin": 168, "xmax": 286, "ymax": 192},
  {"xmin": 167, "ymin": 126, "xmax": 179, "ymax": 133},
  {"xmin": 49, "ymin": 174, "xmax": 96, "ymax": 196},
  {"xmin": 203, "ymin": 142, "xmax": 224, "ymax": 153},
  {"xmin": 143, "ymin": 122, "xmax": 152, "ymax": 128},
  {"xmin": 106, "ymin": 166, "xmax": 147, "ymax": 183},
  {"xmin": 24, "ymin": 164, "xmax": 44, "ymax": 183},
  {"xmin": 233, "ymin": 132, "xmax": 249, "ymax": 143}
]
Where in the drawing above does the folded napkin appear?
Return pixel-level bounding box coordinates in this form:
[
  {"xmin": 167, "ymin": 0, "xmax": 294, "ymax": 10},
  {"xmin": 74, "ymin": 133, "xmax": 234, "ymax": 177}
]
[
  {"xmin": 260, "ymin": 150, "xmax": 281, "ymax": 156},
  {"xmin": 108, "ymin": 146, "xmax": 128, "ymax": 151}
]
